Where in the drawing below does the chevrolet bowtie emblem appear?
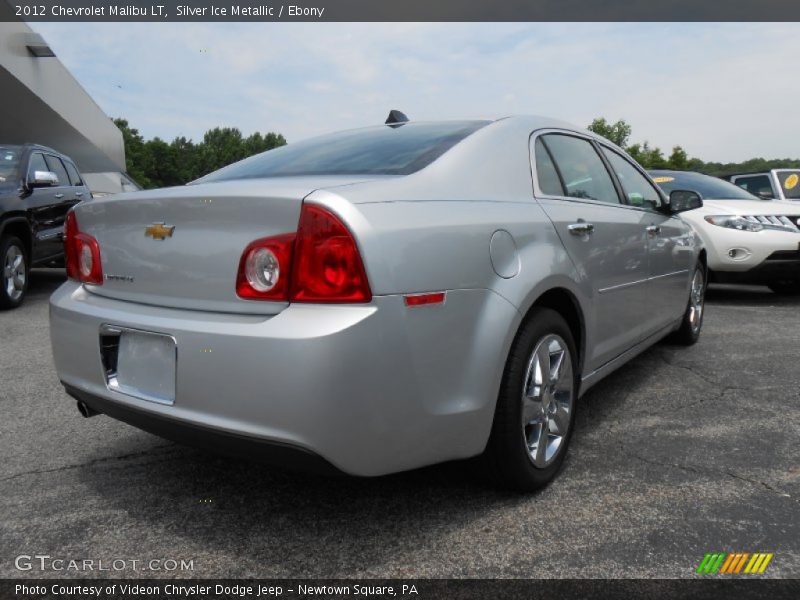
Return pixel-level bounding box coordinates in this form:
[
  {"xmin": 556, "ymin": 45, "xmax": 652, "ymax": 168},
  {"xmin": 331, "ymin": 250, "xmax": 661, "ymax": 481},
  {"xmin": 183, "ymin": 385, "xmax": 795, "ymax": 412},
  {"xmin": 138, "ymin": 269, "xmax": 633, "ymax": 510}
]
[{"xmin": 144, "ymin": 222, "xmax": 175, "ymax": 240}]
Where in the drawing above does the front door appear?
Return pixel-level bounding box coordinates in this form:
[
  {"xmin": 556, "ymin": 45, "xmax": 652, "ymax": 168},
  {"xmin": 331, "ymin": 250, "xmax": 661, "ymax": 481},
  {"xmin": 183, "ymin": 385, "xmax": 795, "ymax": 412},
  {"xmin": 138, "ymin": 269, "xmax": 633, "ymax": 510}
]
[{"xmin": 600, "ymin": 147, "xmax": 694, "ymax": 335}]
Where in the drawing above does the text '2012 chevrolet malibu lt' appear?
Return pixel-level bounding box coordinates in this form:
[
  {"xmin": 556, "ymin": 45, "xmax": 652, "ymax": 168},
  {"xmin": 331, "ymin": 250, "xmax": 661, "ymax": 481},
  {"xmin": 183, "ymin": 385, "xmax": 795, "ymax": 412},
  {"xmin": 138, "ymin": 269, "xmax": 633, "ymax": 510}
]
[{"xmin": 50, "ymin": 114, "xmax": 707, "ymax": 491}]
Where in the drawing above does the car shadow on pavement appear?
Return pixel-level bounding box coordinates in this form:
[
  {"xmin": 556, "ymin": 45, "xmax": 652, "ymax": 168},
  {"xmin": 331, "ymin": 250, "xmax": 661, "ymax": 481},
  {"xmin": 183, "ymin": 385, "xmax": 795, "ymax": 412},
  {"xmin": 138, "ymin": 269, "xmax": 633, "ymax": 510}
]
[
  {"xmin": 27, "ymin": 268, "xmax": 67, "ymax": 299},
  {"xmin": 68, "ymin": 346, "xmax": 663, "ymax": 577},
  {"xmin": 706, "ymin": 283, "xmax": 800, "ymax": 306}
]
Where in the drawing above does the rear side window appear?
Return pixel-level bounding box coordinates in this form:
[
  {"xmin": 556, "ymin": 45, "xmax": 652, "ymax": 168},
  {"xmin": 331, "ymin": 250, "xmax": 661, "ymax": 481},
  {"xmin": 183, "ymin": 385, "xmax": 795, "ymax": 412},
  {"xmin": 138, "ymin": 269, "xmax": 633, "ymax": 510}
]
[
  {"xmin": 601, "ymin": 147, "xmax": 662, "ymax": 210},
  {"xmin": 44, "ymin": 155, "xmax": 70, "ymax": 187},
  {"xmin": 534, "ymin": 138, "xmax": 565, "ymax": 196},
  {"xmin": 27, "ymin": 153, "xmax": 48, "ymax": 179},
  {"xmin": 733, "ymin": 175, "xmax": 774, "ymax": 198},
  {"xmin": 64, "ymin": 161, "xmax": 83, "ymax": 186},
  {"xmin": 540, "ymin": 134, "xmax": 619, "ymax": 204},
  {"xmin": 196, "ymin": 121, "xmax": 489, "ymax": 182}
]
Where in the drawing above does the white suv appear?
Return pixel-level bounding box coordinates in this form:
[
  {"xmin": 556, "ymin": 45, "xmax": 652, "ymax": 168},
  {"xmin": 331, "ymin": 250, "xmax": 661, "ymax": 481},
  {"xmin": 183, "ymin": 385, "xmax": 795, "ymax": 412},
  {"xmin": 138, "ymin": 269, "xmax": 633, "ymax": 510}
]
[{"xmin": 652, "ymin": 170, "xmax": 800, "ymax": 295}]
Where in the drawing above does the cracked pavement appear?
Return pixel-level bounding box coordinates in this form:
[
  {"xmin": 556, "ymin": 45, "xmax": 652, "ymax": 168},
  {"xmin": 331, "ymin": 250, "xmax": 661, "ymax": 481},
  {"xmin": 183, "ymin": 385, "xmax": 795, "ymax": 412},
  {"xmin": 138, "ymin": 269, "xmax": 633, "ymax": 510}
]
[{"xmin": 1, "ymin": 271, "xmax": 798, "ymax": 578}]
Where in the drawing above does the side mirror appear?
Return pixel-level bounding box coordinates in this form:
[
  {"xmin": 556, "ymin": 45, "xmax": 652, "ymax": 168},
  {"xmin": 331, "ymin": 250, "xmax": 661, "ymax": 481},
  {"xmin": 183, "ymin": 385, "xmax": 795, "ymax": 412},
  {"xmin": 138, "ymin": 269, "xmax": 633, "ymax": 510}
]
[
  {"xmin": 669, "ymin": 190, "xmax": 703, "ymax": 214},
  {"xmin": 29, "ymin": 170, "xmax": 59, "ymax": 188}
]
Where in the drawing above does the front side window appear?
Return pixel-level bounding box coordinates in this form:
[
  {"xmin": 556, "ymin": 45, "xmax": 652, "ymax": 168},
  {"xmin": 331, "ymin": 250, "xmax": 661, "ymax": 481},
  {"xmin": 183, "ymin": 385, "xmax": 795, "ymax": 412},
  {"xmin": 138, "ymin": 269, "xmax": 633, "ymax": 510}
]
[
  {"xmin": 601, "ymin": 147, "xmax": 662, "ymax": 210},
  {"xmin": 540, "ymin": 134, "xmax": 619, "ymax": 204},
  {"xmin": 27, "ymin": 153, "xmax": 48, "ymax": 180},
  {"xmin": 733, "ymin": 175, "xmax": 774, "ymax": 198},
  {"xmin": 44, "ymin": 155, "xmax": 70, "ymax": 187}
]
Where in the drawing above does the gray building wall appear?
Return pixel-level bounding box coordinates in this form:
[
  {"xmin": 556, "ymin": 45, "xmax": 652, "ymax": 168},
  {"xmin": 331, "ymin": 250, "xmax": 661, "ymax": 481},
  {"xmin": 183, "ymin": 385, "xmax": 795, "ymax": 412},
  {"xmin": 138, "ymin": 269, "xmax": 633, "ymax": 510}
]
[{"xmin": 0, "ymin": 2, "xmax": 127, "ymax": 184}]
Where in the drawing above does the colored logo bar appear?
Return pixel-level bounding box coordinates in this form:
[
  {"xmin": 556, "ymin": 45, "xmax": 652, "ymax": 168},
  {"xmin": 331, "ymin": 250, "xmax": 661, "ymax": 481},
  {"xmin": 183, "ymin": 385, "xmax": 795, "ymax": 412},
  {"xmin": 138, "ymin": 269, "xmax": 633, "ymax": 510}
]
[{"xmin": 696, "ymin": 552, "xmax": 773, "ymax": 574}]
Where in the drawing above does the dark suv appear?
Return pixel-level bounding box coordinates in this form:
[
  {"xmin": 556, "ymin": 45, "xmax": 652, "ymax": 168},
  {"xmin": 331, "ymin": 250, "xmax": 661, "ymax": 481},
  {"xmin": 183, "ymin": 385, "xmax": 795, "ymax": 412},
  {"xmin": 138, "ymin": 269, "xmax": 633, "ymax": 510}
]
[{"xmin": 0, "ymin": 144, "xmax": 90, "ymax": 309}]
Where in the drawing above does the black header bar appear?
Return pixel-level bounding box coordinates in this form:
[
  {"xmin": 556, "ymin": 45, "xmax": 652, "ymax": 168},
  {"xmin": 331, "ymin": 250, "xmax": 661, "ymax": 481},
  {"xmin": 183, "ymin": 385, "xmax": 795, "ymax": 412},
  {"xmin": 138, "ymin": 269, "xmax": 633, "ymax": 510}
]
[{"xmin": 4, "ymin": 0, "xmax": 800, "ymax": 22}]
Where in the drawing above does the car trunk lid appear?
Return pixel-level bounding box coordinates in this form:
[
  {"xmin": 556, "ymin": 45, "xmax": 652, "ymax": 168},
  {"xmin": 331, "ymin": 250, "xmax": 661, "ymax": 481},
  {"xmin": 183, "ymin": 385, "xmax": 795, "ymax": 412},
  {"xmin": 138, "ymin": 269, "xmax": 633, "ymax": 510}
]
[{"xmin": 73, "ymin": 176, "xmax": 370, "ymax": 314}]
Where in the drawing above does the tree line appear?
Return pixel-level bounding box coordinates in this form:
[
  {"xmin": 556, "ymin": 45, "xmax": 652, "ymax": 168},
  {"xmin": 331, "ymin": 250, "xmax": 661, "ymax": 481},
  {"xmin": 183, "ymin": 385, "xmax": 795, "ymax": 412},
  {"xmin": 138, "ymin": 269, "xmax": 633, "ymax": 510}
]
[
  {"xmin": 587, "ymin": 118, "xmax": 800, "ymax": 175},
  {"xmin": 114, "ymin": 117, "xmax": 799, "ymax": 189},
  {"xmin": 114, "ymin": 118, "xmax": 286, "ymax": 189}
]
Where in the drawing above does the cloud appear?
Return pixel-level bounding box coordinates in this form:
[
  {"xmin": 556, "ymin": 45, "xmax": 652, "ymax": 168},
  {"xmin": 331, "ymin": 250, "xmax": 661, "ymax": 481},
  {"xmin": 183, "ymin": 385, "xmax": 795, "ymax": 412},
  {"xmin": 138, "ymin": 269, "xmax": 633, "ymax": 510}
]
[{"xmin": 33, "ymin": 22, "xmax": 800, "ymax": 162}]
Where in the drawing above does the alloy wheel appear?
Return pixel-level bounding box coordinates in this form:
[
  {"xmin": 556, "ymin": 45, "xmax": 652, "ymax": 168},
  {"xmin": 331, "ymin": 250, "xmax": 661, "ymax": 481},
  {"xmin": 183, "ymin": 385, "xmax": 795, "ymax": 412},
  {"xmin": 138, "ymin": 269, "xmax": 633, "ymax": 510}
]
[
  {"xmin": 689, "ymin": 268, "xmax": 705, "ymax": 333},
  {"xmin": 3, "ymin": 244, "xmax": 26, "ymax": 302},
  {"xmin": 521, "ymin": 334, "xmax": 574, "ymax": 468}
]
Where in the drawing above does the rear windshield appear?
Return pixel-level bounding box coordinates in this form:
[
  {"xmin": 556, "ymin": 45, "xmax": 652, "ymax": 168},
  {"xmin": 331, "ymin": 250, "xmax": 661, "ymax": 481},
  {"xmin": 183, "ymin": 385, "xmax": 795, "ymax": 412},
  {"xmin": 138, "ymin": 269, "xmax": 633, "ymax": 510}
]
[
  {"xmin": 777, "ymin": 170, "xmax": 800, "ymax": 199},
  {"xmin": 196, "ymin": 121, "xmax": 489, "ymax": 183},
  {"xmin": 650, "ymin": 171, "xmax": 761, "ymax": 200},
  {"xmin": 0, "ymin": 146, "xmax": 21, "ymax": 183}
]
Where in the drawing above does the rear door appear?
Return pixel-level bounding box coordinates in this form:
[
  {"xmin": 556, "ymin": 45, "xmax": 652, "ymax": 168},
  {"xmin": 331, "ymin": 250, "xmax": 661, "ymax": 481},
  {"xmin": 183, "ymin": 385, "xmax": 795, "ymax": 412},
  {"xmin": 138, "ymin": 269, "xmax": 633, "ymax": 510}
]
[
  {"xmin": 532, "ymin": 133, "xmax": 650, "ymax": 371},
  {"xmin": 600, "ymin": 146, "xmax": 694, "ymax": 335}
]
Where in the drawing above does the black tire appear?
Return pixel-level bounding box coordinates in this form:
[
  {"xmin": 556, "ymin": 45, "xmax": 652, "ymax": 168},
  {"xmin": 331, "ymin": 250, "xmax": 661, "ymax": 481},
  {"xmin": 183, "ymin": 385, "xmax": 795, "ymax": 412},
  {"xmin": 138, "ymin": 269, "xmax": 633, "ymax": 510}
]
[
  {"xmin": 0, "ymin": 235, "xmax": 29, "ymax": 310},
  {"xmin": 670, "ymin": 261, "xmax": 706, "ymax": 346},
  {"xmin": 768, "ymin": 281, "xmax": 800, "ymax": 296},
  {"xmin": 484, "ymin": 307, "xmax": 579, "ymax": 492}
]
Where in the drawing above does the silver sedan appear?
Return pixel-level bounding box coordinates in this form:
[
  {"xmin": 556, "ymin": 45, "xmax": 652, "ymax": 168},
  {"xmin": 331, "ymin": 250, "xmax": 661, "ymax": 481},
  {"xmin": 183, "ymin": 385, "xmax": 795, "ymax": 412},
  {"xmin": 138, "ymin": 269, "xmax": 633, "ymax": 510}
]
[{"xmin": 50, "ymin": 114, "xmax": 706, "ymax": 490}]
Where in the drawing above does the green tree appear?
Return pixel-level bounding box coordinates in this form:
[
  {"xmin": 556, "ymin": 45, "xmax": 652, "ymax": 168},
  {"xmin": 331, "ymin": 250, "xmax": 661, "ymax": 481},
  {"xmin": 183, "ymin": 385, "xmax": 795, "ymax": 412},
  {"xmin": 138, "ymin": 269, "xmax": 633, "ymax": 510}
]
[
  {"xmin": 588, "ymin": 118, "xmax": 632, "ymax": 148},
  {"xmin": 113, "ymin": 119, "xmax": 287, "ymax": 189},
  {"xmin": 667, "ymin": 146, "xmax": 689, "ymax": 170},
  {"xmin": 113, "ymin": 118, "xmax": 153, "ymax": 188}
]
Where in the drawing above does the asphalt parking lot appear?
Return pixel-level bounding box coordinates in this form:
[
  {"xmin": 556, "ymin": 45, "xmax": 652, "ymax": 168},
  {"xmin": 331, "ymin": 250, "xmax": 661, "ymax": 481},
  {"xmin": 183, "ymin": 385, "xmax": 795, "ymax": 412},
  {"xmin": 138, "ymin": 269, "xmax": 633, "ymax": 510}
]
[{"xmin": 1, "ymin": 270, "xmax": 798, "ymax": 579}]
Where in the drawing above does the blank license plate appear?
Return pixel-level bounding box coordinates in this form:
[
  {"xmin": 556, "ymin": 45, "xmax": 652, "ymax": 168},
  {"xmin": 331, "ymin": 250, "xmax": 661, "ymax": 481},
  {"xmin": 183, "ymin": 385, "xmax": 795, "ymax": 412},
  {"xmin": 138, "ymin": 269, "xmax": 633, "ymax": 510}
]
[{"xmin": 115, "ymin": 330, "xmax": 176, "ymax": 405}]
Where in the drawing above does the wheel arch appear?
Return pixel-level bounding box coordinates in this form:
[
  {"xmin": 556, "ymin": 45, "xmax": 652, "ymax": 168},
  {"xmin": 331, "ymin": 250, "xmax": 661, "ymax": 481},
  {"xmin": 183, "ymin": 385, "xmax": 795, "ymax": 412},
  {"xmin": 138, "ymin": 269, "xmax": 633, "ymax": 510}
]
[
  {"xmin": 0, "ymin": 216, "xmax": 33, "ymax": 259},
  {"xmin": 521, "ymin": 286, "xmax": 587, "ymax": 380}
]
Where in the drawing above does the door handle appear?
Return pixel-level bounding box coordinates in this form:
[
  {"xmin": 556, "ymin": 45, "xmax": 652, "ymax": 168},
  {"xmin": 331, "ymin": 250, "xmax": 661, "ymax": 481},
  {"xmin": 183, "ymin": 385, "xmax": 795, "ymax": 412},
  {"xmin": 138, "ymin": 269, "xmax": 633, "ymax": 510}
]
[
  {"xmin": 75, "ymin": 192, "xmax": 83, "ymax": 197},
  {"xmin": 568, "ymin": 222, "xmax": 595, "ymax": 236},
  {"xmin": 646, "ymin": 225, "xmax": 661, "ymax": 236},
  {"xmin": 54, "ymin": 193, "xmax": 64, "ymax": 199}
]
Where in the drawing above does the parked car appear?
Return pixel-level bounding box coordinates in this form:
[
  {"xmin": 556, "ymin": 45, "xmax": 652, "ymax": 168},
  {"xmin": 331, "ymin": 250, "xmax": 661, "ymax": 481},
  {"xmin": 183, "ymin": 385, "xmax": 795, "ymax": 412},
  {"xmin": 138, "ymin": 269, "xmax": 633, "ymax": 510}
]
[
  {"xmin": 722, "ymin": 169, "xmax": 800, "ymax": 202},
  {"xmin": 50, "ymin": 115, "xmax": 705, "ymax": 491},
  {"xmin": 651, "ymin": 170, "xmax": 800, "ymax": 294},
  {"xmin": 0, "ymin": 143, "xmax": 90, "ymax": 308}
]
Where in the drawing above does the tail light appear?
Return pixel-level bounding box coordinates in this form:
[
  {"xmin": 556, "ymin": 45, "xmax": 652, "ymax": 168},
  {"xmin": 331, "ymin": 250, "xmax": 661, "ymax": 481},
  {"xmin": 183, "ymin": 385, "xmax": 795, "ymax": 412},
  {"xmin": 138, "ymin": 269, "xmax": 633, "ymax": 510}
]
[
  {"xmin": 290, "ymin": 204, "xmax": 371, "ymax": 303},
  {"xmin": 64, "ymin": 211, "xmax": 103, "ymax": 285},
  {"xmin": 236, "ymin": 203, "xmax": 371, "ymax": 303},
  {"xmin": 236, "ymin": 234, "xmax": 295, "ymax": 300}
]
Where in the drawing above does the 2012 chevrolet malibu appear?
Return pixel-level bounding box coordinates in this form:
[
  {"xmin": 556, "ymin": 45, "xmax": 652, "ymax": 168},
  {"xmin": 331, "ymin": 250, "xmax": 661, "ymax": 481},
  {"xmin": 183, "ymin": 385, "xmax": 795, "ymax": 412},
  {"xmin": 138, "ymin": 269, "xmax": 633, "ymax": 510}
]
[{"xmin": 50, "ymin": 115, "xmax": 706, "ymax": 490}]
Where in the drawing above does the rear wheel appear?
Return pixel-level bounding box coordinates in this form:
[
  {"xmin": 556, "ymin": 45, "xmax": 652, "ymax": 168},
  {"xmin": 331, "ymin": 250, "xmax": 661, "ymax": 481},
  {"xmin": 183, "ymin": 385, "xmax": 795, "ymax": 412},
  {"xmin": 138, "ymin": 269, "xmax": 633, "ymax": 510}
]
[
  {"xmin": 671, "ymin": 262, "xmax": 705, "ymax": 346},
  {"xmin": 0, "ymin": 235, "xmax": 28, "ymax": 310},
  {"xmin": 768, "ymin": 280, "xmax": 800, "ymax": 296},
  {"xmin": 484, "ymin": 308, "xmax": 578, "ymax": 492}
]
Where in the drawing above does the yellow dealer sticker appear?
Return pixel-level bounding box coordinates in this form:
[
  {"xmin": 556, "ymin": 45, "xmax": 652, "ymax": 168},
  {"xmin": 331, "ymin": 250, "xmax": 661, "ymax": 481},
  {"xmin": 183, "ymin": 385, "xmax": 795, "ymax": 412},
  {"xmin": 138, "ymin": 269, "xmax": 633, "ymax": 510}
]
[
  {"xmin": 652, "ymin": 176, "xmax": 674, "ymax": 183},
  {"xmin": 785, "ymin": 173, "xmax": 799, "ymax": 190}
]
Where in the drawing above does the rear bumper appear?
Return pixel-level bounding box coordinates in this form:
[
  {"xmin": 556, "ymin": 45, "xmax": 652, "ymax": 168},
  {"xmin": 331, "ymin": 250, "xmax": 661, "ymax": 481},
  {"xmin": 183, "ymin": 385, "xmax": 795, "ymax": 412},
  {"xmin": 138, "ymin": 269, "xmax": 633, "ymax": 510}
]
[
  {"xmin": 49, "ymin": 281, "xmax": 519, "ymax": 476},
  {"xmin": 64, "ymin": 384, "xmax": 341, "ymax": 475}
]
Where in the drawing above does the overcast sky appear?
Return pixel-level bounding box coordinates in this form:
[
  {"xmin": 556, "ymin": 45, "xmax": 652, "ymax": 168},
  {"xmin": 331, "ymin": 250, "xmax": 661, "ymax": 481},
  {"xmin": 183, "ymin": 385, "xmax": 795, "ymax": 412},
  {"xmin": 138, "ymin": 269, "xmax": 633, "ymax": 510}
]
[{"xmin": 33, "ymin": 22, "xmax": 800, "ymax": 163}]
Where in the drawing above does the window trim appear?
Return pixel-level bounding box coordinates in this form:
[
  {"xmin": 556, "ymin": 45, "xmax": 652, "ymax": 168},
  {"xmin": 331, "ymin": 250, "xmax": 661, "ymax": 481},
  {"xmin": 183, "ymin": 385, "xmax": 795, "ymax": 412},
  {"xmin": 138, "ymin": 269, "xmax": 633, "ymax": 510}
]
[
  {"xmin": 529, "ymin": 128, "xmax": 670, "ymax": 215},
  {"xmin": 530, "ymin": 129, "xmax": 623, "ymax": 208}
]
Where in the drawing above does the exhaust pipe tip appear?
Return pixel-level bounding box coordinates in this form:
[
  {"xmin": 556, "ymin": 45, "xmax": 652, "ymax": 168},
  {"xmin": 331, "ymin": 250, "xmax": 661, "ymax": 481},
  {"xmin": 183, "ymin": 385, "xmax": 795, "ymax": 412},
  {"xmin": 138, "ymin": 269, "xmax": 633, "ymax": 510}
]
[{"xmin": 76, "ymin": 400, "xmax": 100, "ymax": 418}]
